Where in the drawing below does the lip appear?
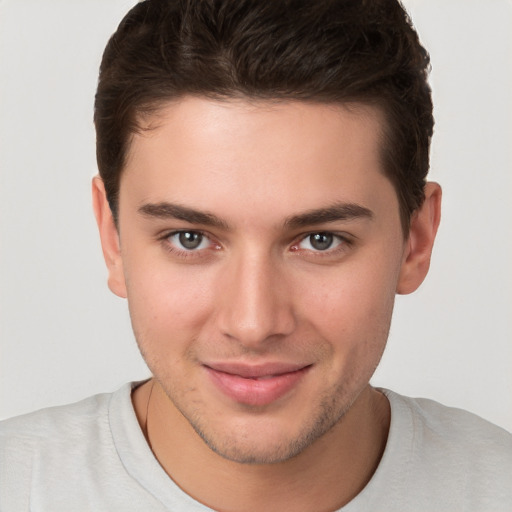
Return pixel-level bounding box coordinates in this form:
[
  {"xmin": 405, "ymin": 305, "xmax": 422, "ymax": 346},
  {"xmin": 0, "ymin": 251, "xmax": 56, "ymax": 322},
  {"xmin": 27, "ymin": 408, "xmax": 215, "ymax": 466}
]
[{"xmin": 204, "ymin": 362, "xmax": 311, "ymax": 406}]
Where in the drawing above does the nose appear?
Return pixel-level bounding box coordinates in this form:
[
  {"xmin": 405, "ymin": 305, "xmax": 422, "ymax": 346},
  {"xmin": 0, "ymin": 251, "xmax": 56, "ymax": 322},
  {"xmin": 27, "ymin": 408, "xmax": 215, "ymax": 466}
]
[{"xmin": 216, "ymin": 250, "xmax": 296, "ymax": 350}]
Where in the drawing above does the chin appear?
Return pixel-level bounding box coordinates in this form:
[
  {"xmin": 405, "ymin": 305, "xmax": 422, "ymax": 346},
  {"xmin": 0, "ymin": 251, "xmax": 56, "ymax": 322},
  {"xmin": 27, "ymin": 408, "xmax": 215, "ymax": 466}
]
[
  {"xmin": 196, "ymin": 428, "xmax": 312, "ymax": 465},
  {"xmin": 187, "ymin": 393, "xmax": 349, "ymax": 465}
]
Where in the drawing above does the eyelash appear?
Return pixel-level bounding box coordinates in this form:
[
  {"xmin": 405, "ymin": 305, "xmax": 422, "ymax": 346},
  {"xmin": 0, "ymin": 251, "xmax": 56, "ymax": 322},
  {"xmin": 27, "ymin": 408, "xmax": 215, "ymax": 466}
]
[
  {"xmin": 159, "ymin": 230, "xmax": 219, "ymax": 259},
  {"xmin": 158, "ymin": 230, "xmax": 353, "ymax": 260},
  {"xmin": 290, "ymin": 232, "xmax": 353, "ymax": 259}
]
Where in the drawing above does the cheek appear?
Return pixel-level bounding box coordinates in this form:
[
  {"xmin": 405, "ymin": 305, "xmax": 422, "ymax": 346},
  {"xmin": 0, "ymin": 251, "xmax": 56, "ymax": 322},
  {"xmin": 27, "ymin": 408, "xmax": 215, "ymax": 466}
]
[
  {"xmin": 124, "ymin": 261, "xmax": 217, "ymax": 347},
  {"xmin": 125, "ymin": 269, "xmax": 218, "ymax": 389},
  {"xmin": 301, "ymin": 267, "xmax": 396, "ymax": 324},
  {"xmin": 296, "ymin": 252, "xmax": 400, "ymax": 356}
]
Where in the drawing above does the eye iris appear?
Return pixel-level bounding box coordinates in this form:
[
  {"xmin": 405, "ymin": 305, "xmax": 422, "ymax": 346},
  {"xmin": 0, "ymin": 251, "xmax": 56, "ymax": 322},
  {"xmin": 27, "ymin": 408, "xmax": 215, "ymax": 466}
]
[
  {"xmin": 178, "ymin": 232, "xmax": 203, "ymax": 249},
  {"xmin": 310, "ymin": 233, "xmax": 333, "ymax": 250}
]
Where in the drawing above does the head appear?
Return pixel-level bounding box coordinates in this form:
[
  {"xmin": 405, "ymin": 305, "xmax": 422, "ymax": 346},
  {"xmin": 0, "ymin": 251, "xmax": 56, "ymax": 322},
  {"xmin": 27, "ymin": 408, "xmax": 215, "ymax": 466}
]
[
  {"xmin": 92, "ymin": 0, "xmax": 441, "ymax": 466},
  {"xmin": 94, "ymin": 0, "xmax": 433, "ymax": 234}
]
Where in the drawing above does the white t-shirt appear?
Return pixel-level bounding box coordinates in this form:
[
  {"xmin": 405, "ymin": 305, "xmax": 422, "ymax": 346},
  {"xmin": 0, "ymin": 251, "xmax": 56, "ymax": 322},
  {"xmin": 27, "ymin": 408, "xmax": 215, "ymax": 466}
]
[{"xmin": 1, "ymin": 383, "xmax": 511, "ymax": 511}]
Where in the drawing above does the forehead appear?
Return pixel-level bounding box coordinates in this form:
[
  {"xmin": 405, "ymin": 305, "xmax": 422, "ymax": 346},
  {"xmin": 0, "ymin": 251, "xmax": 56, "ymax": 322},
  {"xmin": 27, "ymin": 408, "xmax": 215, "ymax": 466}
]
[{"xmin": 121, "ymin": 97, "xmax": 397, "ymax": 225}]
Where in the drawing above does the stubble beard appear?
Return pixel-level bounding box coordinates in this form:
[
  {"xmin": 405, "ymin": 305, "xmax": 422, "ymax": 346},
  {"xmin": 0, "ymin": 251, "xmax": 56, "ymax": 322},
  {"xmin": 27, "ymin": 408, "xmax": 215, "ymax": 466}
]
[
  {"xmin": 159, "ymin": 373, "xmax": 361, "ymax": 466},
  {"xmin": 135, "ymin": 313, "xmax": 392, "ymax": 466}
]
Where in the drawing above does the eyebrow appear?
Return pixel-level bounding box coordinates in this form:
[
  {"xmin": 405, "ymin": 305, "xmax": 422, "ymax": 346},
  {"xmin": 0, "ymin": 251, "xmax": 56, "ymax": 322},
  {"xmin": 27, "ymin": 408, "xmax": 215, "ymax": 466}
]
[
  {"xmin": 138, "ymin": 200, "xmax": 373, "ymax": 231},
  {"xmin": 138, "ymin": 202, "xmax": 231, "ymax": 230},
  {"xmin": 283, "ymin": 202, "xmax": 374, "ymax": 229}
]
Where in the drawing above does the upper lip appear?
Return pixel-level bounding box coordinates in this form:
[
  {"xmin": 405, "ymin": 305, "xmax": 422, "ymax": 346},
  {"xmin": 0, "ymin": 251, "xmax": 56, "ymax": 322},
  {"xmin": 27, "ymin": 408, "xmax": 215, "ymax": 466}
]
[{"xmin": 204, "ymin": 361, "xmax": 311, "ymax": 378}]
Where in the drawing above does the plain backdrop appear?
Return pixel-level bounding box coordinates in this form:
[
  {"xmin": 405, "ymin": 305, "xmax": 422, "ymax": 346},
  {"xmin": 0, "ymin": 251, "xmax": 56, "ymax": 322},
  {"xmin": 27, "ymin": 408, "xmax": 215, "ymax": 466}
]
[{"xmin": 1, "ymin": 0, "xmax": 511, "ymax": 432}]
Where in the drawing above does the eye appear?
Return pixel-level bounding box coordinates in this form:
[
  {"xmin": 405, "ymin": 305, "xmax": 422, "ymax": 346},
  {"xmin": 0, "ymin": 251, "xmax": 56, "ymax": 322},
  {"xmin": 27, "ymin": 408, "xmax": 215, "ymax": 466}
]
[
  {"xmin": 168, "ymin": 231, "xmax": 211, "ymax": 251},
  {"xmin": 296, "ymin": 232, "xmax": 344, "ymax": 252}
]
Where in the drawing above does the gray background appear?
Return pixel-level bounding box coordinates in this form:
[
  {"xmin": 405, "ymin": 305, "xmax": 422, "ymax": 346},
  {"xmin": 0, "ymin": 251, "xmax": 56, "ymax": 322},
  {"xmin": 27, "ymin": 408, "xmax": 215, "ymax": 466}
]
[{"xmin": 1, "ymin": 0, "xmax": 511, "ymax": 431}]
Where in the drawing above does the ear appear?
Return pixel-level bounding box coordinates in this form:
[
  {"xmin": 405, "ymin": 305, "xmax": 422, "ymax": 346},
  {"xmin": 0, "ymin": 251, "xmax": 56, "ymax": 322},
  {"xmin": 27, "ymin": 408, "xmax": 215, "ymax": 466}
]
[
  {"xmin": 396, "ymin": 182, "xmax": 442, "ymax": 295},
  {"xmin": 92, "ymin": 176, "xmax": 127, "ymax": 298}
]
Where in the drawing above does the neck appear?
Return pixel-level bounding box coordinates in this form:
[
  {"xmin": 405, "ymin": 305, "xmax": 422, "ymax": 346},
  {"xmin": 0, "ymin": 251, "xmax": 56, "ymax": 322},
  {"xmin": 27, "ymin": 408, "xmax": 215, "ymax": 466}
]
[{"xmin": 133, "ymin": 380, "xmax": 389, "ymax": 512}]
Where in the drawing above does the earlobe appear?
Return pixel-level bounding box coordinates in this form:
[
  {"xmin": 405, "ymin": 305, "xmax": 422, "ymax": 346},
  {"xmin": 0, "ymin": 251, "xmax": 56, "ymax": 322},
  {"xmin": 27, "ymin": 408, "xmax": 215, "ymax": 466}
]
[
  {"xmin": 396, "ymin": 182, "xmax": 442, "ymax": 295},
  {"xmin": 91, "ymin": 176, "xmax": 127, "ymax": 298}
]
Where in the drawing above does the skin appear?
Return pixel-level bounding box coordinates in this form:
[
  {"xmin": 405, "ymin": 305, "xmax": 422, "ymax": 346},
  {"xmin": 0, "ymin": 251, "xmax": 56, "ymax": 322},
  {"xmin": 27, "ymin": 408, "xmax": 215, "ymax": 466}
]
[{"xmin": 93, "ymin": 97, "xmax": 441, "ymax": 511}]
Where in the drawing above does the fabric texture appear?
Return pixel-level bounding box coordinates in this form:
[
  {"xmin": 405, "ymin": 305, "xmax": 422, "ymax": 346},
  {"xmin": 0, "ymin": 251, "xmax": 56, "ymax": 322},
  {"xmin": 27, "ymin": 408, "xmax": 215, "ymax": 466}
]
[{"xmin": 1, "ymin": 383, "xmax": 511, "ymax": 511}]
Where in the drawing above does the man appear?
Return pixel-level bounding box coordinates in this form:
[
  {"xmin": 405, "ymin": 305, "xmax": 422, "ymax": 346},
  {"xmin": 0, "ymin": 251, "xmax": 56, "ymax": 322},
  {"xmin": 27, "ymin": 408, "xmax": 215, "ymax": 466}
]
[{"xmin": 1, "ymin": 0, "xmax": 510, "ymax": 510}]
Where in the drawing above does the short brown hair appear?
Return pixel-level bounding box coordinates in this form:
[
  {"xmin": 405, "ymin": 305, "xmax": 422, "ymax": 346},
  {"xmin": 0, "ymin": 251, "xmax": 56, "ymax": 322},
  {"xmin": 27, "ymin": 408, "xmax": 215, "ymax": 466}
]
[{"xmin": 94, "ymin": 0, "xmax": 433, "ymax": 232}]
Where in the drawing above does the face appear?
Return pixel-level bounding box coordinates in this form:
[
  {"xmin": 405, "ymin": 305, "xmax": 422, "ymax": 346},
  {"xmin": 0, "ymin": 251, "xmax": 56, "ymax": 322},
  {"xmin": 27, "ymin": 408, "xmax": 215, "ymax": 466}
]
[{"xmin": 101, "ymin": 98, "xmax": 413, "ymax": 464}]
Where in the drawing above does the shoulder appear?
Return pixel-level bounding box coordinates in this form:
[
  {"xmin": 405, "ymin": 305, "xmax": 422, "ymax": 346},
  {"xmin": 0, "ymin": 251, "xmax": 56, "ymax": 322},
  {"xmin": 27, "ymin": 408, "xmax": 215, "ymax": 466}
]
[
  {"xmin": 396, "ymin": 391, "xmax": 512, "ymax": 453},
  {"xmin": 347, "ymin": 390, "xmax": 512, "ymax": 511},
  {"xmin": 384, "ymin": 390, "xmax": 512, "ymax": 509},
  {"xmin": 0, "ymin": 384, "xmax": 147, "ymax": 510},
  {"xmin": 0, "ymin": 390, "xmax": 113, "ymax": 443},
  {"xmin": 0, "ymin": 389, "xmax": 116, "ymax": 481}
]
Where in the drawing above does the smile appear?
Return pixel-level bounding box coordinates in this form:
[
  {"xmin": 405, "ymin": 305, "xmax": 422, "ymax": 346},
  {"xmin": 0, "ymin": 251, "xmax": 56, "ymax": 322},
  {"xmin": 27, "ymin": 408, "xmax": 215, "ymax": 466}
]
[{"xmin": 203, "ymin": 362, "xmax": 312, "ymax": 407}]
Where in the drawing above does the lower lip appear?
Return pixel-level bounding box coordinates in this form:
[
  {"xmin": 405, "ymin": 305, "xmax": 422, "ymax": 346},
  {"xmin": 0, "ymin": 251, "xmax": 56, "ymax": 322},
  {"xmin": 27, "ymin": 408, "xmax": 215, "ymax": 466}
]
[{"xmin": 205, "ymin": 366, "xmax": 310, "ymax": 407}]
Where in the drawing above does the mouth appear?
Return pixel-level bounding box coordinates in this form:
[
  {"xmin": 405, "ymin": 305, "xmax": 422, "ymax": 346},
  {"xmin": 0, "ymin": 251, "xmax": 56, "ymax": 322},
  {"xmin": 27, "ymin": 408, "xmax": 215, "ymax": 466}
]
[{"xmin": 203, "ymin": 362, "xmax": 312, "ymax": 407}]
